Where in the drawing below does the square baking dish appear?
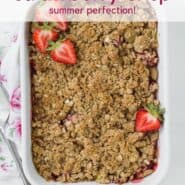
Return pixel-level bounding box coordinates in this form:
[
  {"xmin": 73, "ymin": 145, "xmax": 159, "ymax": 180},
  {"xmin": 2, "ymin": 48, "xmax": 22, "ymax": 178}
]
[{"xmin": 20, "ymin": 4, "xmax": 170, "ymax": 185}]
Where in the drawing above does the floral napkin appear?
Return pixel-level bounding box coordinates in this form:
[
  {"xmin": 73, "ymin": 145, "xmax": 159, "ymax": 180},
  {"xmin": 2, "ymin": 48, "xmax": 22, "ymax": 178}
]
[{"xmin": 0, "ymin": 23, "xmax": 21, "ymax": 179}]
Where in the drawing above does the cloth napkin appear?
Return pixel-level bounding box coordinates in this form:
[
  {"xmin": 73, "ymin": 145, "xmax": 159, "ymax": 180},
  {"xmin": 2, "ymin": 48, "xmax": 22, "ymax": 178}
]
[{"xmin": 0, "ymin": 23, "xmax": 21, "ymax": 179}]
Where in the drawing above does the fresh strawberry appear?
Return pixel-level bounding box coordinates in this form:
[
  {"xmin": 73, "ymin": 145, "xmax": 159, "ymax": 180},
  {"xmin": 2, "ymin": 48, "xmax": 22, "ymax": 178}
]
[
  {"xmin": 135, "ymin": 104, "xmax": 165, "ymax": 132},
  {"xmin": 49, "ymin": 40, "xmax": 77, "ymax": 64},
  {"xmin": 32, "ymin": 23, "xmax": 59, "ymax": 53},
  {"xmin": 35, "ymin": 0, "xmax": 68, "ymax": 31},
  {"xmin": 55, "ymin": 22, "xmax": 68, "ymax": 32}
]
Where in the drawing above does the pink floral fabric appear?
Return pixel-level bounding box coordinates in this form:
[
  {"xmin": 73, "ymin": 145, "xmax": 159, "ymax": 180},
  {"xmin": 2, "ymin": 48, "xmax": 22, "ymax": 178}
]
[
  {"xmin": 10, "ymin": 87, "xmax": 21, "ymax": 112},
  {"xmin": 0, "ymin": 75, "xmax": 7, "ymax": 83},
  {"xmin": 0, "ymin": 23, "xmax": 21, "ymax": 179},
  {"xmin": 15, "ymin": 118, "xmax": 22, "ymax": 138}
]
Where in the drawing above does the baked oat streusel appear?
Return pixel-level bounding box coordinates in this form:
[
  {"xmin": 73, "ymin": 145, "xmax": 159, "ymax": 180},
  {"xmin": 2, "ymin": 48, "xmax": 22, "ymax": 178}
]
[{"xmin": 30, "ymin": 22, "xmax": 160, "ymax": 184}]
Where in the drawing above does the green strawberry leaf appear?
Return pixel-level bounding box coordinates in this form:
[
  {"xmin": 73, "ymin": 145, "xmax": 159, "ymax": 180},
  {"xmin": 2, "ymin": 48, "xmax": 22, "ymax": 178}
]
[{"xmin": 145, "ymin": 103, "xmax": 165, "ymax": 122}]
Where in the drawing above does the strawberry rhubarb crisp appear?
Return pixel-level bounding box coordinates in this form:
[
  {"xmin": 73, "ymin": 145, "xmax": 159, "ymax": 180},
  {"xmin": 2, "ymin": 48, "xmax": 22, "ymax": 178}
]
[{"xmin": 30, "ymin": 20, "xmax": 164, "ymax": 184}]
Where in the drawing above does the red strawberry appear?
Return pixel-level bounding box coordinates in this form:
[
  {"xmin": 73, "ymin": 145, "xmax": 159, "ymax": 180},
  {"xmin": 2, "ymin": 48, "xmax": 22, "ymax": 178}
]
[
  {"xmin": 55, "ymin": 22, "xmax": 68, "ymax": 32},
  {"xmin": 35, "ymin": 0, "xmax": 68, "ymax": 31},
  {"xmin": 49, "ymin": 40, "xmax": 77, "ymax": 64},
  {"xmin": 32, "ymin": 24, "xmax": 59, "ymax": 53},
  {"xmin": 135, "ymin": 104, "xmax": 165, "ymax": 132}
]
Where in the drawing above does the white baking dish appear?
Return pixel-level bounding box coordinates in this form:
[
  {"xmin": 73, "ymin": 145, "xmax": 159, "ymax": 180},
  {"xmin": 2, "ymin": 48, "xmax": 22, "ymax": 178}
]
[{"xmin": 20, "ymin": 4, "xmax": 170, "ymax": 185}]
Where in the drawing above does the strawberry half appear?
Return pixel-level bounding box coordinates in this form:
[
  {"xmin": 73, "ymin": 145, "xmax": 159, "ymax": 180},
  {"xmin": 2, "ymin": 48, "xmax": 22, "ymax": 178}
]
[
  {"xmin": 35, "ymin": 0, "xmax": 68, "ymax": 31},
  {"xmin": 49, "ymin": 40, "xmax": 77, "ymax": 65},
  {"xmin": 32, "ymin": 23, "xmax": 59, "ymax": 53},
  {"xmin": 55, "ymin": 22, "xmax": 68, "ymax": 32},
  {"xmin": 135, "ymin": 104, "xmax": 165, "ymax": 132}
]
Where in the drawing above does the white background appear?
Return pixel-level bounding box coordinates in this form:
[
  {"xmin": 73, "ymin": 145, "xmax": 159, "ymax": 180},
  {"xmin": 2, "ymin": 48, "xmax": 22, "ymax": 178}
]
[
  {"xmin": 0, "ymin": 22, "xmax": 185, "ymax": 185},
  {"xmin": 0, "ymin": 0, "xmax": 185, "ymax": 21}
]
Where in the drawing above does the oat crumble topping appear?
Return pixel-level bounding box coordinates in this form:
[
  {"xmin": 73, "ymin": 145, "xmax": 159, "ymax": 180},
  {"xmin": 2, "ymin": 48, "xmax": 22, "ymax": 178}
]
[{"xmin": 30, "ymin": 22, "xmax": 160, "ymax": 184}]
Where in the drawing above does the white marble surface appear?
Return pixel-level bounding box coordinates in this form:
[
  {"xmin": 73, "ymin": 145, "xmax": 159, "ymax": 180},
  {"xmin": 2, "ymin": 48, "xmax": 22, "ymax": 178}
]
[{"xmin": 1, "ymin": 22, "xmax": 185, "ymax": 185}]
